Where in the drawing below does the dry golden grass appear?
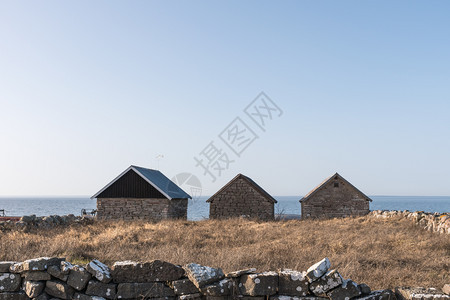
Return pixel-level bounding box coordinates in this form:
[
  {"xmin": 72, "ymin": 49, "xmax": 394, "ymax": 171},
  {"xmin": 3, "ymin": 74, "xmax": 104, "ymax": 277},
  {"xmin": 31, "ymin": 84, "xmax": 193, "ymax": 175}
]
[{"xmin": 0, "ymin": 216, "xmax": 448, "ymax": 290}]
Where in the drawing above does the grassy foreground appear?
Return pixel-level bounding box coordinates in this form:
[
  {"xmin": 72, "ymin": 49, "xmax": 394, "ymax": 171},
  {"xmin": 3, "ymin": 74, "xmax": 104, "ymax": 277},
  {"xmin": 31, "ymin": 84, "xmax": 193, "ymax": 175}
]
[{"xmin": 0, "ymin": 216, "xmax": 448, "ymax": 290}]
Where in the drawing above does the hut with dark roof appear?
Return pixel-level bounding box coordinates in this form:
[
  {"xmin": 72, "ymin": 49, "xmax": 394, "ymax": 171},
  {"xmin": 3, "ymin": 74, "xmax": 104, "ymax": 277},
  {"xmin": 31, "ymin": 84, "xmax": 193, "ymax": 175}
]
[
  {"xmin": 300, "ymin": 172, "xmax": 371, "ymax": 219},
  {"xmin": 91, "ymin": 165, "xmax": 191, "ymax": 220},
  {"xmin": 207, "ymin": 173, "xmax": 277, "ymax": 220}
]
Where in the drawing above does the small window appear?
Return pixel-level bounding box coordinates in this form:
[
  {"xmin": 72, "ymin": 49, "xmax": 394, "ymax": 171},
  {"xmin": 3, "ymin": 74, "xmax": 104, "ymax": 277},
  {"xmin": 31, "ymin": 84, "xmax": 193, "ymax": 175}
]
[{"xmin": 334, "ymin": 182, "xmax": 339, "ymax": 188}]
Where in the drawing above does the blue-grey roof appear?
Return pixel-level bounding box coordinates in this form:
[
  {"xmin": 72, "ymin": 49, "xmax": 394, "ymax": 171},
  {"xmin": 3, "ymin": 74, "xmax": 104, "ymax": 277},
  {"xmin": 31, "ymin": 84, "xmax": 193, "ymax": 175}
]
[
  {"xmin": 91, "ymin": 165, "xmax": 192, "ymax": 200},
  {"xmin": 131, "ymin": 166, "xmax": 192, "ymax": 200}
]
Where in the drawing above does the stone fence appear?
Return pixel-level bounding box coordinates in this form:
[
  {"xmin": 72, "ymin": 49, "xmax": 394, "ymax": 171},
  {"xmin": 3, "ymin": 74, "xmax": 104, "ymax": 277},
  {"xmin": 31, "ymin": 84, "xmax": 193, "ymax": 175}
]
[
  {"xmin": 0, "ymin": 215, "xmax": 94, "ymax": 232},
  {"xmin": 1, "ymin": 257, "xmax": 449, "ymax": 300},
  {"xmin": 369, "ymin": 210, "xmax": 450, "ymax": 234}
]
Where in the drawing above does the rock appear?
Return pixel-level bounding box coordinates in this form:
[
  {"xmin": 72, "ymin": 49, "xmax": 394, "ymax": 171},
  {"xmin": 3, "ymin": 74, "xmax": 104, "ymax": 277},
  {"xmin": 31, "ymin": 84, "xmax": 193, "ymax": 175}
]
[
  {"xmin": 183, "ymin": 263, "xmax": 225, "ymax": 289},
  {"xmin": 179, "ymin": 293, "xmax": 203, "ymax": 300},
  {"xmin": 116, "ymin": 282, "xmax": 175, "ymax": 299},
  {"xmin": 23, "ymin": 271, "xmax": 51, "ymax": 281},
  {"xmin": 278, "ymin": 269, "xmax": 309, "ymax": 297},
  {"xmin": 240, "ymin": 272, "xmax": 278, "ymax": 296},
  {"xmin": 0, "ymin": 262, "xmax": 15, "ymax": 273},
  {"xmin": 85, "ymin": 280, "xmax": 117, "ymax": 299},
  {"xmin": 306, "ymin": 258, "xmax": 331, "ymax": 283},
  {"xmin": 327, "ymin": 279, "xmax": 361, "ymax": 300},
  {"xmin": 111, "ymin": 260, "xmax": 184, "ymax": 283},
  {"xmin": 73, "ymin": 293, "xmax": 106, "ymax": 300},
  {"xmin": 67, "ymin": 266, "xmax": 92, "ymax": 291},
  {"xmin": 356, "ymin": 289, "xmax": 397, "ymax": 300},
  {"xmin": 86, "ymin": 260, "xmax": 112, "ymax": 284},
  {"xmin": 45, "ymin": 280, "xmax": 75, "ymax": 299},
  {"xmin": 0, "ymin": 291, "xmax": 29, "ymax": 300},
  {"xmin": 24, "ymin": 280, "xmax": 45, "ymax": 298},
  {"xmin": 170, "ymin": 278, "xmax": 199, "ymax": 295},
  {"xmin": 202, "ymin": 278, "xmax": 234, "ymax": 296},
  {"xmin": 10, "ymin": 258, "xmax": 65, "ymax": 273},
  {"xmin": 0, "ymin": 273, "xmax": 21, "ymax": 292},
  {"xmin": 309, "ymin": 270, "xmax": 343, "ymax": 296},
  {"xmin": 269, "ymin": 296, "xmax": 328, "ymax": 300},
  {"xmin": 443, "ymin": 285, "xmax": 450, "ymax": 296},
  {"xmin": 358, "ymin": 284, "xmax": 372, "ymax": 295},
  {"xmin": 47, "ymin": 265, "xmax": 68, "ymax": 281},
  {"xmin": 20, "ymin": 215, "xmax": 36, "ymax": 224},
  {"xmin": 60, "ymin": 261, "xmax": 74, "ymax": 274},
  {"xmin": 33, "ymin": 292, "xmax": 50, "ymax": 300},
  {"xmin": 225, "ymin": 269, "xmax": 257, "ymax": 278},
  {"xmin": 238, "ymin": 297, "xmax": 266, "ymax": 300},
  {"xmin": 205, "ymin": 297, "xmax": 232, "ymax": 300},
  {"xmin": 395, "ymin": 287, "xmax": 450, "ymax": 299}
]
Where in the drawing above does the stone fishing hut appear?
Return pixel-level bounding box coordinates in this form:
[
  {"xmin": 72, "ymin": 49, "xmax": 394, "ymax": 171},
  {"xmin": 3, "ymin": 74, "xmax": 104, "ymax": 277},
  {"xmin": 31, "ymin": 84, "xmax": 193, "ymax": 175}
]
[
  {"xmin": 91, "ymin": 165, "xmax": 191, "ymax": 220},
  {"xmin": 300, "ymin": 172, "xmax": 371, "ymax": 219},
  {"xmin": 207, "ymin": 173, "xmax": 277, "ymax": 220}
]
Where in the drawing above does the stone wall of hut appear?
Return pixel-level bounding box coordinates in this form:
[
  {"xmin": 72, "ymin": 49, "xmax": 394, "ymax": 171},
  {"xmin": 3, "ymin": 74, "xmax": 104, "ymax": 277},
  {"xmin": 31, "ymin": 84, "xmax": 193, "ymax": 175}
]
[
  {"xmin": 209, "ymin": 178, "xmax": 274, "ymax": 220},
  {"xmin": 301, "ymin": 177, "xmax": 370, "ymax": 219},
  {"xmin": 96, "ymin": 198, "xmax": 187, "ymax": 221}
]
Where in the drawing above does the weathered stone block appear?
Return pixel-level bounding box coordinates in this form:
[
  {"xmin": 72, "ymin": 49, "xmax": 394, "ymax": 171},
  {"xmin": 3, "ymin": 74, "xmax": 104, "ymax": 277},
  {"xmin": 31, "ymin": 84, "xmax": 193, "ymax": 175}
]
[
  {"xmin": 309, "ymin": 269, "xmax": 343, "ymax": 296},
  {"xmin": 0, "ymin": 291, "xmax": 29, "ymax": 300},
  {"xmin": 47, "ymin": 265, "xmax": 68, "ymax": 281},
  {"xmin": 356, "ymin": 289, "xmax": 397, "ymax": 300},
  {"xmin": 269, "ymin": 296, "xmax": 328, "ymax": 300},
  {"xmin": 0, "ymin": 263, "xmax": 15, "ymax": 273},
  {"xmin": 358, "ymin": 283, "xmax": 372, "ymax": 295},
  {"xmin": 67, "ymin": 266, "xmax": 92, "ymax": 291},
  {"xmin": 240, "ymin": 272, "xmax": 278, "ymax": 296},
  {"xmin": 327, "ymin": 279, "xmax": 361, "ymax": 300},
  {"xmin": 225, "ymin": 269, "xmax": 256, "ymax": 278},
  {"xmin": 179, "ymin": 293, "xmax": 203, "ymax": 300},
  {"xmin": 86, "ymin": 260, "xmax": 112, "ymax": 284},
  {"xmin": 202, "ymin": 278, "xmax": 233, "ymax": 296},
  {"xmin": 0, "ymin": 273, "xmax": 21, "ymax": 292},
  {"xmin": 10, "ymin": 258, "xmax": 65, "ymax": 273},
  {"xmin": 45, "ymin": 280, "xmax": 75, "ymax": 299},
  {"xmin": 238, "ymin": 297, "xmax": 265, "ymax": 300},
  {"xmin": 24, "ymin": 280, "xmax": 45, "ymax": 298},
  {"xmin": 184, "ymin": 263, "xmax": 225, "ymax": 289},
  {"xmin": 112, "ymin": 260, "xmax": 184, "ymax": 283},
  {"xmin": 23, "ymin": 271, "xmax": 51, "ymax": 281},
  {"xmin": 33, "ymin": 292, "xmax": 49, "ymax": 300},
  {"xmin": 73, "ymin": 293, "xmax": 106, "ymax": 300},
  {"xmin": 278, "ymin": 269, "xmax": 309, "ymax": 296},
  {"xmin": 306, "ymin": 258, "xmax": 331, "ymax": 283},
  {"xmin": 85, "ymin": 280, "xmax": 116, "ymax": 299},
  {"xmin": 116, "ymin": 282, "xmax": 175, "ymax": 299},
  {"xmin": 170, "ymin": 279, "xmax": 199, "ymax": 295},
  {"xmin": 395, "ymin": 287, "xmax": 449, "ymax": 300}
]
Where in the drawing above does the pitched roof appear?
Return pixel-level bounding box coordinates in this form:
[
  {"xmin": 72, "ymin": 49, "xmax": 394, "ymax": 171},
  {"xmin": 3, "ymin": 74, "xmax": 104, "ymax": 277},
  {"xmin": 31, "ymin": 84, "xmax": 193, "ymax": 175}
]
[
  {"xmin": 300, "ymin": 172, "xmax": 372, "ymax": 203},
  {"xmin": 206, "ymin": 173, "xmax": 277, "ymax": 203},
  {"xmin": 91, "ymin": 165, "xmax": 192, "ymax": 200}
]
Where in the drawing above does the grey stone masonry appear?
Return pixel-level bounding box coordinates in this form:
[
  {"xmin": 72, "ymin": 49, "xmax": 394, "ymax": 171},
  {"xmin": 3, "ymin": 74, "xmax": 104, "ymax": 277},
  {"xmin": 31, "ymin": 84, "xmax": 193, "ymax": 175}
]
[
  {"xmin": 301, "ymin": 174, "xmax": 370, "ymax": 219},
  {"xmin": 97, "ymin": 198, "xmax": 188, "ymax": 221},
  {"xmin": 208, "ymin": 176, "xmax": 276, "ymax": 220}
]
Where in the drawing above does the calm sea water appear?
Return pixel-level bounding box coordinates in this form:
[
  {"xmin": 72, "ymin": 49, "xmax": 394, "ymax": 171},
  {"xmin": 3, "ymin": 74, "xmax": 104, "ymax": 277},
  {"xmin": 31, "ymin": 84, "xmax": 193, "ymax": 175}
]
[{"xmin": 0, "ymin": 196, "xmax": 448, "ymax": 221}]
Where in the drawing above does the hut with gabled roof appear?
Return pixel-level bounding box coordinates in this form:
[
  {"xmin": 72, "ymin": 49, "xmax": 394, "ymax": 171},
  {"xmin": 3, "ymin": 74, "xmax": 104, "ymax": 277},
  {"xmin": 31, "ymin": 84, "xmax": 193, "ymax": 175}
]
[
  {"xmin": 92, "ymin": 165, "xmax": 191, "ymax": 220},
  {"xmin": 207, "ymin": 173, "xmax": 277, "ymax": 220},
  {"xmin": 300, "ymin": 172, "xmax": 371, "ymax": 219}
]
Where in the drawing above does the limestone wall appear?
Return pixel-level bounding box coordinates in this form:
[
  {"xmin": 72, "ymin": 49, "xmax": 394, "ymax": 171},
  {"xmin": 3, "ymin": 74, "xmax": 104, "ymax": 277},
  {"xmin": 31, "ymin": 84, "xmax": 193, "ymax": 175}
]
[
  {"xmin": 369, "ymin": 210, "xmax": 450, "ymax": 234},
  {"xmin": 301, "ymin": 177, "xmax": 370, "ymax": 219},
  {"xmin": 0, "ymin": 257, "xmax": 448, "ymax": 300},
  {"xmin": 209, "ymin": 178, "xmax": 275, "ymax": 220},
  {"xmin": 97, "ymin": 198, "xmax": 188, "ymax": 221}
]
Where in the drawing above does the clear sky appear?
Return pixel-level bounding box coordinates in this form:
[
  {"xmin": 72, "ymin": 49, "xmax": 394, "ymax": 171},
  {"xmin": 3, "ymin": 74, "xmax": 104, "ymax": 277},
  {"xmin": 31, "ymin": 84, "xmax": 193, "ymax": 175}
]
[{"xmin": 1, "ymin": 1, "xmax": 449, "ymax": 197}]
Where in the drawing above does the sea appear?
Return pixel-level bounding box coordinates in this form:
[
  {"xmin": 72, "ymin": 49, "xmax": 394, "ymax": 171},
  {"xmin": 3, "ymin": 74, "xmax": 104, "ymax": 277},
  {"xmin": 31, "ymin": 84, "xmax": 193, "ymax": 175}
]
[{"xmin": 0, "ymin": 196, "xmax": 448, "ymax": 221}]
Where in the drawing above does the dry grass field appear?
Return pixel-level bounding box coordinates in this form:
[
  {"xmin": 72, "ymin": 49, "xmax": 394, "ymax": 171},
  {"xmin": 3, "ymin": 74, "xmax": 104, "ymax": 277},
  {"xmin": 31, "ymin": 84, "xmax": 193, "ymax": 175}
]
[{"xmin": 0, "ymin": 216, "xmax": 448, "ymax": 290}]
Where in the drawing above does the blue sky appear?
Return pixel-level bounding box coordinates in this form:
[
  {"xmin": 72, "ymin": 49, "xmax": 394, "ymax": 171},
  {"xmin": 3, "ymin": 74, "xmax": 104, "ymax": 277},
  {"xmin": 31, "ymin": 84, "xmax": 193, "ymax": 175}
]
[{"xmin": 0, "ymin": 1, "xmax": 449, "ymax": 196}]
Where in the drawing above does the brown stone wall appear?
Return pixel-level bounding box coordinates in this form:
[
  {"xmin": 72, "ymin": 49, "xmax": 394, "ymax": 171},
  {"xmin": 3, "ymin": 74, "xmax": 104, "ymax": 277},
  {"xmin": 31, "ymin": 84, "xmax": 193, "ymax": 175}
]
[
  {"xmin": 97, "ymin": 198, "xmax": 188, "ymax": 221},
  {"xmin": 209, "ymin": 178, "xmax": 274, "ymax": 220},
  {"xmin": 301, "ymin": 178, "xmax": 370, "ymax": 219}
]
